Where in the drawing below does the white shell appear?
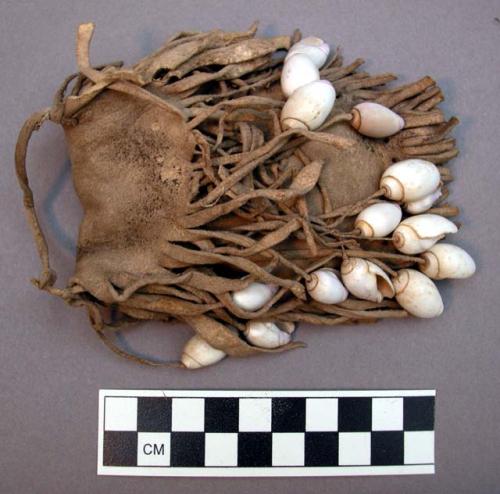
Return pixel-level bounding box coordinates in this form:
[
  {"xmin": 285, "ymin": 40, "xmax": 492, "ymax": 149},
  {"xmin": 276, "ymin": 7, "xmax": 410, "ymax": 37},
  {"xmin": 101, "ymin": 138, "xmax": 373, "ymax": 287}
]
[
  {"xmin": 285, "ymin": 36, "xmax": 330, "ymax": 68},
  {"xmin": 405, "ymin": 188, "xmax": 442, "ymax": 214},
  {"xmin": 393, "ymin": 269, "xmax": 443, "ymax": 318},
  {"xmin": 232, "ymin": 282, "xmax": 277, "ymax": 311},
  {"xmin": 181, "ymin": 335, "xmax": 226, "ymax": 369},
  {"xmin": 420, "ymin": 243, "xmax": 476, "ymax": 280},
  {"xmin": 306, "ymin": 268, "xmax": 348, "ymax": 304},
  {"xmin": 380, "ymin": 159, "xmax": 441, "ymax": 202},
  {"xmin": 280, "ymin": 53, "xmax": 319, "ymax": 97},
  {"xmin": 392, "ymin": 214, "xmax": 458, "ymax": 255},
  {"xmin": 351, "ymin": 102, "xmax": 405, "ymax": 138},
  {"xmin": 244, "ymin": 321, "xmax": 291, "ymax": 349},
  {"xmin": 281, "ymin": 80, "xmax": 336, "ymax": 131},
  {"xmin": 340, "ymin": 258, "xmax": 395, "ymax": 303},
  {"xmin": 355, "ymin": 202, "xmax": 402, "ymax": 237}
]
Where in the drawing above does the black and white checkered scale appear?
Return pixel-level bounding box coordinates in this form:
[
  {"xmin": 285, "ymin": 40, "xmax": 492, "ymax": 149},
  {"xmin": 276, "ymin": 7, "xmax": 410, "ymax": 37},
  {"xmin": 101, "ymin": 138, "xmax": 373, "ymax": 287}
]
[{"xmin": 99, "ymin": 390, "xmax": 435, "ymax": 475}]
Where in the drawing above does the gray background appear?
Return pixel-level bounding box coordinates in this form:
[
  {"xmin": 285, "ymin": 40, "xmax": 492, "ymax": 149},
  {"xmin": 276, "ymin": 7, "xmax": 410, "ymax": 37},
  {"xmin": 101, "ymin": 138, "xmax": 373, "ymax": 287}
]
[{"xmin": 1, "ymin": 0, "xmax": 499, "ymax": 492}]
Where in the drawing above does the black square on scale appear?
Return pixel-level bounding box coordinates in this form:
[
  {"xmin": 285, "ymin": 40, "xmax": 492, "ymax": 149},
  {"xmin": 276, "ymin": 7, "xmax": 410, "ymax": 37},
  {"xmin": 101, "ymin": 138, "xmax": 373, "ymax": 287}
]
[
  {"xmin": 338, "ymin": 398, "xmax": 372, "ymax": 432},
  {"xmin": 170, "ymin": 432, "xmax": 205, "ymax": 467},
  {"xmin": 204, "ymin": 398, "xmax": 239, "ymax": 432},
  {"xmin": 238, "ymin": 433, "xmax": 272, "ymax": 467},
  {"xmin": 137, "ymin": 397, "xmax": 172, "ymax": 432},
  {"xmin": 371, "ymin": 431, "xmax": 404, "ymax": 465},
  {"xmin": 103, "ymin": 431, "xmax": 137, "ymax": 466},
  {"xmin": 404, "ymin": 397, "xmax": 435, "ymax": 431},
  {"xmin": 272, "ymin": 398, "xmax": 306, "ymax": 432},
  {"xmin": 305, "ymin": 432, "xmax": 338, "ymax": 466}
]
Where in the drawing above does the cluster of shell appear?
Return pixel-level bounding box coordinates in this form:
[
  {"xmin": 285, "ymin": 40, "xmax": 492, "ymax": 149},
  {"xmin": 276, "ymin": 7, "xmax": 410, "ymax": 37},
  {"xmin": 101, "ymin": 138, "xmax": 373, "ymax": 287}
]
[{"xmin": 181, "ymin": 36, "xmax": 476, "ymax": 369}]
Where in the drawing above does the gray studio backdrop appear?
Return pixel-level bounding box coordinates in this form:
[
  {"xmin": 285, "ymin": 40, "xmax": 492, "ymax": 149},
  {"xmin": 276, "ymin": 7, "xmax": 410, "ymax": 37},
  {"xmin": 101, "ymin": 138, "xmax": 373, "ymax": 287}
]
[{"xmin": 1, "ymin": 1, "xmax": 499, "ymax": 493}]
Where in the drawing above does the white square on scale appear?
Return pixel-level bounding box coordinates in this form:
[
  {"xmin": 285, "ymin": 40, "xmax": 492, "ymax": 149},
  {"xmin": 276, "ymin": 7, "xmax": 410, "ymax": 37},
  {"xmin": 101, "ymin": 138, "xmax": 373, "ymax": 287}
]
[
  {"xmin": 305, "ymin": 398, "xmax": 338, "ymax": 431},
  {"xmin": 338, "ymin": 432, "xmax": 371, "ymax": 466},
  {"xmin": 104, "ymin": 397, "xmax": 137, "ymax": 431},
  {"xmin": 137, "ymin": 433, "xmax": 170, "ymax": 466},
  {"xmin": 239, "ymin": 398, "xmax": 272, "ymax": 432},
  {"xmin": 404, "ymin": 431, "xmax": 435, "ymax": 464},
  {"xmin": 171, "ymin": 398, "xmax": 205, "ymax": 431},
  {"xmin": 205, "ymin": 433, "xmax": 238, "ymax": 466},
  {"xmin": 372, "ymin": 397, "xmax": 403, "ymax": 431},
  {"xmin": 272, "ymin": 433, "xmax": 305, "ymax": 466}
]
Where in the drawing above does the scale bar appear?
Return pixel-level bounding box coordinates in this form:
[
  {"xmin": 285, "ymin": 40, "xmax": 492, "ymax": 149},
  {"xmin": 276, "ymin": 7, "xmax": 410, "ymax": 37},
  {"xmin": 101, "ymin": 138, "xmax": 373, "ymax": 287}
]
[{"xmin": 98, "ymin": 389, "xmax": 435, "ymax": 477}]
